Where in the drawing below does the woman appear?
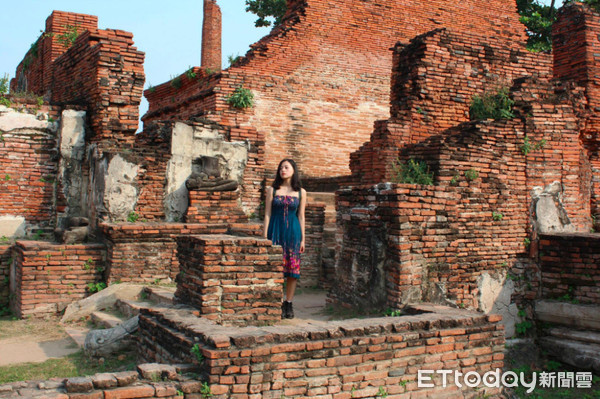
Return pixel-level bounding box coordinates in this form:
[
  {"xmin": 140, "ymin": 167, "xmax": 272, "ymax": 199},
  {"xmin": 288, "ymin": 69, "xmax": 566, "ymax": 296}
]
[{"xmin": 263, "ymin": 159, "xmax": 306, "ymax": 319}]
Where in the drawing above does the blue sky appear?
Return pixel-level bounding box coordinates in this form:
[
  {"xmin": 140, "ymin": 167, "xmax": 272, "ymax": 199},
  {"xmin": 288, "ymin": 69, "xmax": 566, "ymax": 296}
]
[{"xmin": 0, "ymin": 0, "xmax": 563, "ymax": 120}]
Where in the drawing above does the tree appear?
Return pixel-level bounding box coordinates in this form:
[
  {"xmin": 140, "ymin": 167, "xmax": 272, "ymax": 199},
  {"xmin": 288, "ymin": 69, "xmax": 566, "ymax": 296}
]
[
  {"xmin": 517, "ymin": 0, "xmax": 557, "ymax": 52},
  {"xmin": 245, "ymin": 0, "xmax": 287, "ymax": 27}
]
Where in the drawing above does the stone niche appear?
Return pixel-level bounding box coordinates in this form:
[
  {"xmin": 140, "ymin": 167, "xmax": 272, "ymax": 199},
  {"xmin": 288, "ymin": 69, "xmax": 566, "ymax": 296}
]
[{"xmin": 164, "ymin": 122, "xmax": 249, "ymax": 222}]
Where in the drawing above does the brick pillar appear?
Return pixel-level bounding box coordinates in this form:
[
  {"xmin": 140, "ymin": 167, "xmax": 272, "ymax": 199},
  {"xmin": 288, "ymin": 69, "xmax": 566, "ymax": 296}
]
[
  {"xmin": 553, "ymin": 3, "xmax": 600, "ymax": 225},
  {"xmin": 201, "ymin": 0, "xmax": 222, "ymax": 71}
]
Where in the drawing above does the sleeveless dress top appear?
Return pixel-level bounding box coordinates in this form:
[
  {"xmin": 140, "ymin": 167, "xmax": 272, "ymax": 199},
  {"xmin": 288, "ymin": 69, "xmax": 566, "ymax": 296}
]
[{"xmin": 267, "ymin": 194, "xmax": 302, "ymax": 278}]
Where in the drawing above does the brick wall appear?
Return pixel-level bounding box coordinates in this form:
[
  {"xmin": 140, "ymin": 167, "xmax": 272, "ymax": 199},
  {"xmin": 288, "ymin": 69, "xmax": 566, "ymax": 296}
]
[
  {"xmin": 175, "ymin": 235, "xmax": 283, "ymax": 326},
  {"xmin": 10, "ymin": 11, "xmax": 145, "ymax": 149},
  {"xmin": 539, "ymin": 233, "xmax": 600, "ymax": 304},
  {"xmin": 11, "ymin": 241, "xmax": 105, "ymax": 318},
  {"xmin": 144, "ymin": 0, "xmax": 528, "ymax": 184},
  {"xmin": 334, "ymin": 177, "xmax": 532, "ymax": 311},
  {"xmin": 100, "ymin": 223, "xmax": 228, "ymax": 285},
  {"xmin": 553, "ymin": 3, "xmax": 600, "ymax": 226},
  {"xmin": 302, "ymin": 202, "xmax": 325, "ymax": 288},
  {"xmin": 350, "ymin": 28, "xmax": 552, "ymax": 185},
  {"xmin": 0, "ymin": 364, "xmax": 218, "ymax": 398},
  {"xmin": 0, "ymin": 245, "xmax": 12, "ymax": 311},
  {"xmin": 186, "ymin": 190, "xmax": 248, "ymax": 224},
  {"xmin": 10, "ymin": 11, "xmax": 99, "ymax": 94},
  {"xmin": 0, "ymin": 107, "xmax": 59, "ymax": 229},
  {"xmin": 138, "ymin": 304, "xmax": 504, "ymax": 398}
]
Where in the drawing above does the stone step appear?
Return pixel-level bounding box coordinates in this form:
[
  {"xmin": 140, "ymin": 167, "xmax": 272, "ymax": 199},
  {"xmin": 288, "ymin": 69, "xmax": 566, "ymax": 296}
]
[
  {"xmin": 535, "ymin": 300, "xmax": 600, "ymax": 331},
  {"xmin": 143, "ymin": 286, "xmax": 176, "ymax": 305},
  {"xmin": 91, "ymin": 310, "xmax": 125, "ymax": 329},
  {"xmin": 547, "ymin": 327, "xmax": 600, "ymax": 346},
  {"xmin": 116, "ymin": 299, "xmax": 154, "ymax": 319},
  {"xmin": 539, "ymin": 336, "xmax": 600, "ymax": 373}
]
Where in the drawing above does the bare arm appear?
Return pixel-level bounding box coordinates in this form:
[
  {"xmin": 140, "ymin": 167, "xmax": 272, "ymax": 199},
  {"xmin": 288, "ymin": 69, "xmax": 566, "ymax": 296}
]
[
  {"xmin": 263, "ymin": 186, "xmax": 273, "ymax": 239},
  {"xmin": 299, "ymin": 188, "xmax": 306, "ymax": 253}
]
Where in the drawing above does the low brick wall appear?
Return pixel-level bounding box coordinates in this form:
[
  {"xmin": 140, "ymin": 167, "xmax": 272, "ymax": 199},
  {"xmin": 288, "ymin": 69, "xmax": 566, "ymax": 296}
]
[
  {"xmin": 185, "ymin": 190, "xmax": 248, "ymax": 224},
  {"xmin": 539, "ymin": 233, "xmax": 600, "ymax": 304},
  {"xmin": 138, "ymin": 304, "xmax": 504, "ymax": 398},
  {"xmin": 11, "ymin": 241, "xmax": 105, "ymax": 318},
  {"xmin": 0, "ymin": 364, "xmax": 212, "ymax": 398},
  {"xmin": 100, "ymin": 223, "xmax": 229, "ymax": 284},
  {"xmin": 0, "ymin": 245, "xmax": 12, "ymax": 311},
  {"xmin": 175, "ymin": 235, "xmax": 283, "ymax": 326}
]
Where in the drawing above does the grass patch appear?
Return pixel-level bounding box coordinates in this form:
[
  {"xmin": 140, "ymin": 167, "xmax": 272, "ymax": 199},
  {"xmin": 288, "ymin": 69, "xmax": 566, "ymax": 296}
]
[
  {"xmin": 0, "ymin": 316, "xmax": 68, "ymax": 341},
  {"xmin": 0, "ymin": 350, "xmax": 136, "ymax": 384}
]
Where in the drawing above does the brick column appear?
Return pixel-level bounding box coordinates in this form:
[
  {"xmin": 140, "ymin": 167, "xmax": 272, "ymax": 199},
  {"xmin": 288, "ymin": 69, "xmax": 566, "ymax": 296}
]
[
  {"xmin": 176, "ymin": 235, "xmax": 283, "ymax": 326},
  {"xmin": 201, "ymin": 0, "xmax": 222, "ymax": 71}
]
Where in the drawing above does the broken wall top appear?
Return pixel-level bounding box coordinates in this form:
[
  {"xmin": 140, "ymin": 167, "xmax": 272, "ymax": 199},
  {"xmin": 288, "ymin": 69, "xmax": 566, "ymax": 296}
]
[{"xmin": 144, "ymin": 0, "xmax": 530, "ymax": 179}]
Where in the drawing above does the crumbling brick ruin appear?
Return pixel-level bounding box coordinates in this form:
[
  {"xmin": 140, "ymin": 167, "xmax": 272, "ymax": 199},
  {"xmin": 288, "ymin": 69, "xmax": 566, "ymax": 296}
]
[{"xmin": 1, "ymin": 0, "xmax": 600, "ymax": 397}]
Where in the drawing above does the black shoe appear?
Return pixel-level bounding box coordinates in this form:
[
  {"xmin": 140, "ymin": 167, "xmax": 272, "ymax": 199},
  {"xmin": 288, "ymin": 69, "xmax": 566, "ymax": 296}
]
[
  {"xmin": 286, "ymin": 301, "xmax": 294, "ymax": 319},
  {"xmin": 281, "ymin": 301, "xmax": 289, "ymax": 318}
]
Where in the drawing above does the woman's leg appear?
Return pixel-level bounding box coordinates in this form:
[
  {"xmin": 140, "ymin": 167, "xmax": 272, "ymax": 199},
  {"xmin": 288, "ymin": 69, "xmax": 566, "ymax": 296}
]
[{"xmin": 286, "ymin": 276, "xmax": 298, "ymax": 301}]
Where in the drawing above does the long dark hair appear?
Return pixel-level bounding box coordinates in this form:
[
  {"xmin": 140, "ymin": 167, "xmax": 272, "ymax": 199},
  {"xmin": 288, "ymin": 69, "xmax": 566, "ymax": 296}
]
[{"xmin": 272, "ymin": 158, "xmax": 302, "ymax": 191}]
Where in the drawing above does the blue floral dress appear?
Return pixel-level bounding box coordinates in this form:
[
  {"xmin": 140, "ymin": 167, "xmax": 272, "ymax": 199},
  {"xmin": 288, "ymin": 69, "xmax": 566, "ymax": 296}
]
[{"xmin": 267, "ymin": 195, "xmax": 302, "ymax": 278}]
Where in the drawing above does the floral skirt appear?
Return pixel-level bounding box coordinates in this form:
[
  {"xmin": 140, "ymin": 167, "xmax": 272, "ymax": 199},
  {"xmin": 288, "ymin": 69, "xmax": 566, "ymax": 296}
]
[{"xmin": 283, "ymin": 247, "xmax": 301, "ymax": 279}]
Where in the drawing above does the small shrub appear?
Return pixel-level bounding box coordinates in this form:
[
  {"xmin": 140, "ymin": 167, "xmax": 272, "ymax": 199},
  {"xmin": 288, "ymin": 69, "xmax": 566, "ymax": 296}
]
[
  {"xmin": 56, "ymin": 25, "xmax": 80, "ymax": 47},
  {"xmin": 227, "ymin": 54, "xmax": 241, "ymax": 67},
  {"xmin": 377, "ymin": 386, "xmax": 388, "ymax": 398},
  {"xmin": 0, "ymin": 73, "xmax": 9, "ymax": 95},
  {"xmin": 449, "ymin": 174, "xmax": 460, "ymax": 186},
  {"xmin": 170, "ymin": 76, "xmax": 182, "ymax": 90},
  {"xmin": 87, "ymin": 282, "xmax": 107, "ymax": 293},
  {"xmin": 36, "ymin": 96, "xmax": 44, "ymax": 107},
  {"xmin": 492, "ymin": 211, "xmax": 504, "ymax": 221},
  {"xmin": 515, "ymin": 320, "xmax": 533, "ymax": 336},
  {"xmin": 127, "ymin": 212, "xmax": 139, "ymax": 223},
  {"xmin": 185, "ymin": 67, "xmax": 197, "ymax": 79},
  {"xmin": 523, "ymin": 237, "xmax": 531, "ymax": 247},
  {"xmin": 520, "ymin": 135, "xmax": 547, "ymax": 156},
  {"xmin": 465, "ymin": 168, "xmax": 479, "ymax": 181},
  {"xmin": 83, "ymin": 258, "xmax": 94, "ymax": 270},
  {"xmin": 0, "ymin": 97, "xmax": 11, "ymax": 107},
  {"xmin": 469, "ymin": 86, "xmax": 514, "ymax": 120},
  {"xmin": 200, "ymin": 381, "xmax": 212, "ymax": 398},
  {"xmin": 383, "ymin": 308, "xmax": 403, "ymax": 317},
  {"xmin": 227, "ymin": 86, "xmax": 254, "ymax": 109},
  {"xmin": 391, "ymin": 159, "xmax": 434, "ymax": 185},
  {"xmin": 191, "ymin": 344, "xmax": 204, "ymax": 362}
]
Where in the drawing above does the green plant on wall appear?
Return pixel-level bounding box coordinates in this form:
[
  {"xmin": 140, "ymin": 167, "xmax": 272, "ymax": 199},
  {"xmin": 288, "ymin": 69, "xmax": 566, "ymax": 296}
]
[
  {"xmin": 469, "ymin": 86, "xmax": 514, "ymax": 121},
  {"xmin": 520, "ymin": 135, "xmax": 547, "ymax": 156},
  {"xmin": 127, "ymin": 212, "xmax": 140, "ymax": 223},
  {"xmin": 227, "ymin": 86, "xmax": 254, "ymax": 109},
  {"xmin": 227, "ymin": 54, "xmax": 241, "ymax": 67},
  {"xmin": 185, "ymin": 66, "xmax": 197, "ymax": 79},
  {"xmin": 391, "ymin": 158, "xmax": 434, "ymax": 185},
  {"xmin": 87, "ymin": 282, "xmax": 107, "ymax": 293},
  {"xmin": 492, "ymin": 211, "xmax": 504, "ymax": 221},
  {"xmin": 465, "ymin": 168, "xmax": 479, "ymax": 181},
  {"xmin": 56, "ymin": 25, "xmax": 80, "ymax": 47},
  {"xmin": 170, "ymin": 76, "xmax": 182, "ymax": 90}
]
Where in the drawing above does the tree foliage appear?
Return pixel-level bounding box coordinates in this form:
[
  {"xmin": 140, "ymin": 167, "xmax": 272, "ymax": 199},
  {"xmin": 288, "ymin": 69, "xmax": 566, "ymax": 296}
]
[
  {"xmin": 516, "ymin": 0, "xmax": 557, "ymax": 52},
  {"xmin": 245, "ymin": 0, "xmax": 287, "ymax": 28}
]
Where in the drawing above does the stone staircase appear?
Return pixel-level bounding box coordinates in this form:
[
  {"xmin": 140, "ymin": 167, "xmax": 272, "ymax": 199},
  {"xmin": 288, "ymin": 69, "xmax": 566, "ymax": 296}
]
[
  {"xmin": 535, "ymin": 300, "xmax": 600, "ymax": 373},
  {"xmin": 88, "ymin": 286, "xmax": 176, "ymax": 330}
]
